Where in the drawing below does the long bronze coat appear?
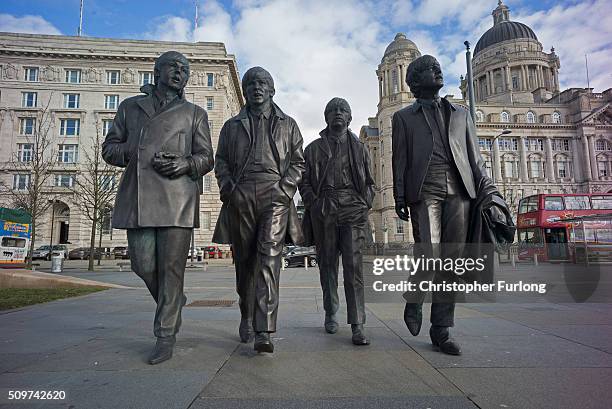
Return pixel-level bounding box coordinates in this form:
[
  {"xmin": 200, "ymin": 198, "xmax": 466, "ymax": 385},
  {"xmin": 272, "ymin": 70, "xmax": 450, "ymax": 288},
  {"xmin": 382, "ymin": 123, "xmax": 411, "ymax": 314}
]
[
  {"xmin": 212, "ymin": 103, "xmax": 305, "ymax": 245},
  {"xmin": 102, "ymin": 86, "xmax": 214, "ymax": 228},
  {"xmin": 391, "ymin": 98, "xmax": 486, "ymax": 205}
]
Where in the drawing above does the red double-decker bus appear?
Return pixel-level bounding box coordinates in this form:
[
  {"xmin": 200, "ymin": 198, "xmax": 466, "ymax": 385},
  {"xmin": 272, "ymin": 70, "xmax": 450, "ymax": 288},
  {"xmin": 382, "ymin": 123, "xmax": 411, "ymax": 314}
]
[{"xmin": 516, "ymin": 193, "xmax": 612, "ymax": 262}]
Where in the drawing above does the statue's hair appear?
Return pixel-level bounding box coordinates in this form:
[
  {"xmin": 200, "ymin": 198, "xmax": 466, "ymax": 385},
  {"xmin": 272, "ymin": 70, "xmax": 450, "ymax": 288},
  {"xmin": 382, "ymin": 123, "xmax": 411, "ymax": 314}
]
[
  {"xmin": 153, "ymin": 51, "xmax": 190, "ymax": 83},
  {"xmin": 406, "ymin": 55, "xmax": 439, "ymax": 98},
  {"xmin": 242, "ymin": 67, "xmax": 275, "ymax": 98}
]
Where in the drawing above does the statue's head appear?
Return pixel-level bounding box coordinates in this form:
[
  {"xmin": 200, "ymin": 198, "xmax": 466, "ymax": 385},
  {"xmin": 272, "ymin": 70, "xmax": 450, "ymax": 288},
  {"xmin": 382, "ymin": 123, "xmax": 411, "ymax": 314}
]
[
  {"xmin": 406, "ymin": 55, "xmax": 443, "ymax": 98},
  {"xmin": 154, "ymin": 51, "xmax": 190, "ymax": 91},
  {"xmin": 324, "ymin": 97, "xmax": 352, "ymax": 131},
  {"xmin": 242, "ymin": 67, "xmax": 275, "ymax": 107}
]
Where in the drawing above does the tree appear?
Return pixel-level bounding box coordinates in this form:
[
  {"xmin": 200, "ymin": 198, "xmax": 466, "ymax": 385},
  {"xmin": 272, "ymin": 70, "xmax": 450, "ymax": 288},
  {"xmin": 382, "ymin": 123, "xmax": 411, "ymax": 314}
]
[
  {"xmin": 0, "ymin": 94, "xmax": 58, "ymax": 268},
  {"xmin": 72, "ymin": 121, "xmax": 121, "ymax": 271}
]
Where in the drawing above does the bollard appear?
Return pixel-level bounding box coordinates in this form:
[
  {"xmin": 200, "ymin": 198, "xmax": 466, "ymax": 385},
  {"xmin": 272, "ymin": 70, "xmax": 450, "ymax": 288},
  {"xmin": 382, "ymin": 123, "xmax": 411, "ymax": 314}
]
[
  {"xmin": 511, "ymin": 254, "xmax": 516, "ymax": 268},
  {"xmin": 534, "ymin": 253, "xmax": 538, "ymax": 266},
  {"xmin": 304, "ymin": 256, "xmax": 308, "ymax": 270}
]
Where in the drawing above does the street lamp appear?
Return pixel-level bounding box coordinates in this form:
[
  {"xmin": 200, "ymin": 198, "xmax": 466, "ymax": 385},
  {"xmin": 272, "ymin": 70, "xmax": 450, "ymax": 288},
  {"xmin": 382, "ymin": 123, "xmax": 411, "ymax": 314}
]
[{"xmin": 490, "ymin": 129, "xmax": 512, "ymax": 184}]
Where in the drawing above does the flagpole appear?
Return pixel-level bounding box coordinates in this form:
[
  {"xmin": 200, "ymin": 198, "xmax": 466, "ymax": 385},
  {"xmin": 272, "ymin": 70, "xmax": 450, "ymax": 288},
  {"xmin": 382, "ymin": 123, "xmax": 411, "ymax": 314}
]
[{"xmin": 78, "ymin": 0, "xmax": 84, "ymax": 36}]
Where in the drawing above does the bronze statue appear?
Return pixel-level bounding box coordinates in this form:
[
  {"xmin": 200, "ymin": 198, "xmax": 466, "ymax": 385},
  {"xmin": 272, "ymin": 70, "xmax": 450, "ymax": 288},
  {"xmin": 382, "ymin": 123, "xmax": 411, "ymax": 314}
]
[
  {"xmin": 300, "ymin": 97, "xmax": 375, "ymax": 345},
  {"xmin": 392, "ymin": 55, "xmax": 489, "ymax": 355},
  {"xmin": 213, "ymin": 67, "xmax": 305, "ymax": 353},
  {"xmin": 102, "ymin": 51, "xmax": 214, "ymax": 364}
]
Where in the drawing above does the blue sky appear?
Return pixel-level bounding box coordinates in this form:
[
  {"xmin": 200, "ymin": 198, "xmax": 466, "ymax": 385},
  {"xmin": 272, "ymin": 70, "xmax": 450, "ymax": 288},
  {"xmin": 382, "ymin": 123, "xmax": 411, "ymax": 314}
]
[{"xmin": 1, "ymin": 0, "xmax": 611, "ymax": 142}]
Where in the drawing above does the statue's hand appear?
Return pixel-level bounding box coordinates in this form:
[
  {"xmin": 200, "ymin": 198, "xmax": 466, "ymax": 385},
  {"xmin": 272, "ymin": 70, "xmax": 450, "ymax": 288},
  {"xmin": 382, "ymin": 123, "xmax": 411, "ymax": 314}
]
[
  {"xmin": 152, "ymin": 152, "xmax": 190, "ymax": 179},
  {"xmin": 395, "ymin": 202, "xmax": 410, "ymax": 221}
]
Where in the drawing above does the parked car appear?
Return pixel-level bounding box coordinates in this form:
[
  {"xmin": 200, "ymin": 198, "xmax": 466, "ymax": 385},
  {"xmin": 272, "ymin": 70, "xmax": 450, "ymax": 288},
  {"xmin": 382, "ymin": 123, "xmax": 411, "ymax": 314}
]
[
  {"xmin": 68, "ymin": 247, "xmax": 102, "ymax": 260},
  {"xmin": 282, "ymin": 246, "xmax": 317, "ymax": 268},
  {"xmin": 32, "ymin": 244, "xmax": 68, "ymax": 260},
  {"xmin": 203, "ymin": 246, "xmax": 223, "ymax": 258},
  {"xmin": 112, "ymin": 246, "xmax": 129, "ymax": 259}
]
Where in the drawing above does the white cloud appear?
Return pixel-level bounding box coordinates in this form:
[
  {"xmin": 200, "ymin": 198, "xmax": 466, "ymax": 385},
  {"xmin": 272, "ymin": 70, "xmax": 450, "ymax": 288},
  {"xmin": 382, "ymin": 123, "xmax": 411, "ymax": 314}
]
[
  {"xmin": 0, "ymin": 14, "xmax": 61, "ymax": 35},
  {"xmin": 145, "ymin": 16, "xmax": 193, "ymax": 42}
]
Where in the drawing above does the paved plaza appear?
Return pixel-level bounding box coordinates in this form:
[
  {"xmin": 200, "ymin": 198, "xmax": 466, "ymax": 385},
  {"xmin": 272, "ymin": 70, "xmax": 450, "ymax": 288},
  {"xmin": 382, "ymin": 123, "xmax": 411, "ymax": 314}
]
[{"xmin": 1, "ymin": 261, "xmax": 611, "ymax": 408}]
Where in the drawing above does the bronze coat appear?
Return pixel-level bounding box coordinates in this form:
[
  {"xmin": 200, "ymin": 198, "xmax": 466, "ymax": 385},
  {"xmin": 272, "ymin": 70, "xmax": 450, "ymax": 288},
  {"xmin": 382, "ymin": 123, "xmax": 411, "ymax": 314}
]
[
  {"xmin": 212, "ymin": 103, "xmax": 305, "ymax": 245},
  {"xmin": 102, "ymin": 89, "xmax": 214, "ymax": 228},
  {"xmin": 391, "ymin": 98, "xmax": 487, "ymax": 205}
]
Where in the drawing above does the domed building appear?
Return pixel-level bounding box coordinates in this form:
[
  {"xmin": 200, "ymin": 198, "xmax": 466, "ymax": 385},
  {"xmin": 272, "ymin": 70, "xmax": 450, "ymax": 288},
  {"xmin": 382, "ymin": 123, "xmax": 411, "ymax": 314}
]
[{"xmin": 362, "ymin": 1, "xmax": 612, "ymax": 245}]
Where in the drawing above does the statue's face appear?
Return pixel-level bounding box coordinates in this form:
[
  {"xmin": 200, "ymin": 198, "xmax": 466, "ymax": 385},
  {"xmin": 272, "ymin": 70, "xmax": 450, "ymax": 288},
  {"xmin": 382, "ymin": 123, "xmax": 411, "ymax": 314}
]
[
  {"xmin": 418, "ymin": 60, "xmax": 444, "ymax": 90},
  {"xmin": 157, "ymin": 58, "xmax": 189, "ymax": 91},
  {"xmin": 245, "ymin": 71, "xmax": 274, "ymax": 107},
  {"xmin": 325, "ymin": 102, "xmax": 351, "ymax": 130}
]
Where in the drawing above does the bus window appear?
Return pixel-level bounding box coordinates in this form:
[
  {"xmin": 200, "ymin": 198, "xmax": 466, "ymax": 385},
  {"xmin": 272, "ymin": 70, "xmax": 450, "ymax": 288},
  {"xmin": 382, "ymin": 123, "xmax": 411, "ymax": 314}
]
[
  {"xmin": 519, "ymin": 228, "xmax": 542, "ymax": 244},
  {"xmin": 1, "ymin": 237, "xmax": 27, "ymax": 248},
  {"xmin": 592, "ymin": 196, "xmax": 612, "ymax": 210},
  {"xmin": 519, "ymin": 196, "xmax": 538, "ymax": 214},
  {"xmin": 565, "ymin": 196, "xmax": 590, "ymax": 210},
  {"xmin": 595, "ymin": 229, "xmax": 612, "ymax": 244},
  {"xmin": 544, "ymin": 197, "xmax": 564, "ymax": 210},
  {"xmin": 574, "ymin": 227, "xmax": 596, "ymax": 242}
]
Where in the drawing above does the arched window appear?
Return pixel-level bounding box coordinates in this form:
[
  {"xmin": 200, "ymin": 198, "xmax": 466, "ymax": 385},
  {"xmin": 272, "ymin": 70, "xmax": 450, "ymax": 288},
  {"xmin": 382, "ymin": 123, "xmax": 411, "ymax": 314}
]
[
  {"xmin": 552, "ymin": 111, "xmax": 561, "ymax": 124},
  {"xmin": 527, "ymin": 154, "xmax": 544, "ymax": 178},
  {"xmin": 555, "ymin": 154, "xmax": 572, "ymax": 179},
  {"xmin": 476, "ymin": 110, "xmax": 484, "ymax": 123},
  {"xmin": 526, "ymin": 111, "xmax": 536, "ymax": 123},
  {"xmin": 500, "ymin": 111, "xmax": 510, "ymax": 123}
]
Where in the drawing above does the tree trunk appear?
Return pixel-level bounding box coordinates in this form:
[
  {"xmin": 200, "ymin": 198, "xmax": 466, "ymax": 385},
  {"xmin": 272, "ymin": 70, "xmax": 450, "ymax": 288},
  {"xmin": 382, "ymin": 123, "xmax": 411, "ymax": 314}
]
[
  {"xmin": 97, "ymin": 220, "xmax": 103, "ymax": 266},
  {"xmin": 27, "ymin": 223, "xmax": 36, "ymax": 269},
  {"xmin": 88, "ymin": 214, "xmax": 97, "ymax": 271}
]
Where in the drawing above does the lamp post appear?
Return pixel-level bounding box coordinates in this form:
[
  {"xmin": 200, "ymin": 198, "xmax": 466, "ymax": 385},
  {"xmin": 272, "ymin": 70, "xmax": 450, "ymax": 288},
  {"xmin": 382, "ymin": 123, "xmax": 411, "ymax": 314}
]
[
  {"xmin": 490, "ymin": 129, "xmax": 512, "ymax": 184},
  {"xmin": 464, "ymin": 41, "xmax": 477, "ymax": 124},
  {"xmin": 48, "ymin": 200, "xmax": 57, "ymax": 260}
]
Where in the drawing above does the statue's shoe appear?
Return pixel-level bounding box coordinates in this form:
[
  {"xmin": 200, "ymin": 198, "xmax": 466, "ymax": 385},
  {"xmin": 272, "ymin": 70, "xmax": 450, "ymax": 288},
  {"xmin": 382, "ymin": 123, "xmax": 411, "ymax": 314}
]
[
  {"xmin": 324, "ymin": 314, "xmax": 338, "ymax": 334},
  {"xmin": 351, "ymin": 324, "xmax": 370, "ymax": 346},
  {"xmin": 148, "ymin": 336, "xmax": 176, "ymax": 365},
  {"xmin": 239, "ymin": 318, "xmax": 254, "ymax": 343},
  {"xmin": 403, "ymin": 303, "xmax": 423, "ymax": 336},
  {"xmin": 254, "ymin": 332, "xmax": 274, "ymax": 353}
]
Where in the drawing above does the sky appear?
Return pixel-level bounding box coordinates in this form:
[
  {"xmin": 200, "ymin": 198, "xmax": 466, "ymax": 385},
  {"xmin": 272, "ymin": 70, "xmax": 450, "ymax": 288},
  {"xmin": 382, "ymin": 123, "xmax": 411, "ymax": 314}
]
[{"xmin": 1, "ymin": 0, "xmax": 611, "ymax": 144}]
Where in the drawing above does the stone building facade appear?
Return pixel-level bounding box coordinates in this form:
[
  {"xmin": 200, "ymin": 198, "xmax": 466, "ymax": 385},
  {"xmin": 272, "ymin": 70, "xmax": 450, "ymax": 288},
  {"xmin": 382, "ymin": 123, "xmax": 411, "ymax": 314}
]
[
  {"xmin": 0, "ymin": 32, "xmax": 244, "ymax": 250},
  {"xmin": 361, "ymin": 1, "xmax": 612, "ymax": 244}
]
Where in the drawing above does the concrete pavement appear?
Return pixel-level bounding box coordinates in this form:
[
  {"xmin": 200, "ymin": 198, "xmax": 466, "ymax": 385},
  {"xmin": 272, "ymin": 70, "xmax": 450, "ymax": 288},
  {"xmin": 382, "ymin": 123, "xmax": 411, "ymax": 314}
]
[{"xmin": 1, "ymin": 263, "xmax": 611, "ymax": 408}]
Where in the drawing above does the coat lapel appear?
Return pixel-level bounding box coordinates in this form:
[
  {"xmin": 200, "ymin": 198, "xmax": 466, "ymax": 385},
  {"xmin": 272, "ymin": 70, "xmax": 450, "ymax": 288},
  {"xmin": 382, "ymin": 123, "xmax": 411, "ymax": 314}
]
[{"xmin": 136, "ymin": 95, "xmax": 155, "ymax": 118}]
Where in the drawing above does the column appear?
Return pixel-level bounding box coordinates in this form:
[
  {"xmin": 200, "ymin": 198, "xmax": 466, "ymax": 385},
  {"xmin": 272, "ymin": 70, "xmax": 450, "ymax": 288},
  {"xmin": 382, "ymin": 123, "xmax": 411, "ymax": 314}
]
[
  {"xmin": 505, "ymin": 64, "xmax": 512, "ymax": 91},
  {"xmin": 489, "ymin": 69, "xmax": 495, "ymax": 95},
  {"xmin": 475, "ymin": 77, "xmax": 479, "ymax": 100},
  {"xmin": 493, "ymin": 139, "xmax": 503, "ymax": 182},
  {"xmin": 581, "ymin": 135, "xmax": 593, "ymax": 180},
  {"xmin": 384, "ymin": 70, "xmax": 389, "ymax": 97},
  {"xmin": 571, "ymin": 138, "xmax": 581, "ymax": 181},
  {"xmin": 378, "ymin": 76, "xmax": 383, "ymax": 99},
  {"xmin": 521, "ymin": 65, "xmax": 528, "ymax": 90},
  {"xmin": 587, "ymin": 134, "xmax": 599, "ymax": 181},
  {"xmin": 545, "ymin": 136, "xmax": 556, "ymax": 182},
  {"xmin": 485, "ymin": 71, "xmax": 490, "ymax": 96},
  {"xmin": 399, "ymin": 65, "xmax": 404, "ymax": 92},
  {"xmin": 518, "ymin": 135, "xmax": 529, "ymax": 182}
]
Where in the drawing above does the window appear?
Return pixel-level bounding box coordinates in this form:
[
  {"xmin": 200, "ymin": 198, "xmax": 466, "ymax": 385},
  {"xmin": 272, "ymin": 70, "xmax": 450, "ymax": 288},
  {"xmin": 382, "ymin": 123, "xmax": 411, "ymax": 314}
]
[
  {"xmin": 13, "ymin": 174, "xmax": 30, "ymax": 190},
  {"xmin": 479, "ymin": 138, "xmax": 492, "ymax": 150},
  {"xmin": 518, "ymin": 228, "xmax": 541, "ymax": 244},
  {"xmin": 544, "ymin": 196, "xmax": 564, "ymax": 210},
  {"xmin": 102, "ymin": 120, "xmax": 113, "ymax": 136},
  {"xmin": 17, "ymin": 143, "xmax": 33, "ymax": 162},
  {"xmin": 596, "ymin": 140, "xmax": 606, "ymax": 151},
  {"xmin": 552, "ymin": 111, "xmax": 561, "ymax": 124},
  {"xmin": 203, "ymin": 175, "xmax": 212, "ymax": 192},
  {"xmin": 592, "ymin": 196, "xmax": 612, "ymax": 210},
  {"xmin": 518, "ymin": 196, "xmax": 539, "ymax": 214},
  {"xmin": 529, "ymin": 159, "xmax": 542, "ymax": 178},
  {"xmin": 476, "ymin": 111, "xmax": 484, "ymax": 122},
  {"xmin": 206, "ymin": 97, "xmax": 214, "ymax": 110},
  {"xmin": 207, "ymin": 73, "xmax": 214, "ymax": 87},
  {"xmin": 1, "ymin": 237, "xmax": 27, "ymax": 248},
  {"xmin": 24, "ymin": 67, "xmax": 39, "ymax": 82},
  {"xmin": 54, "ymin": 174, "xmax": 75, "ymax": 188},
  {"xmin": 139, "ymin": 71, "xmax": 154, "ymax": 85},
  {"xmin": 525, "ymin": 138, "xmax": 544, "ymax": 151},
  {"xmin": 104, "ymin": 95, "xmax": 119, "ymax": 110},
  {"xmin": 65, "ymin": 69, "xmax": 81, "ymax": 83},
  {"xmin": 512, "ymin": 76, "xmax": 519, "ymax": 90},
  {"xmin": 100, "ymin": 175, "xmax": 116, "ymax": 191},
  {"xmin": 201, "ymin": 211, "xmax": 211, "ymax": 230},
  {"xmin": 395, "ymin": 217, "xmax": 404, "ymax": 234},
  {"xmin": 502, "ymin": 158, "xmax": 519, "ymax": 179},
  {"xmin": 552, "ymin": 139, "xmax": 569, "ymax": 151},
  {"xmin": 565, "ymin": 196, "xmax": 590, "ymax": 210},
  {"xmin": 484, "ymin": 158, "xmax": 492, "ymax": 177},
  {"xmin": 19, "ymin": 118, "xmax": 36, "ymax": 135},
  {"xmin": 526, "ymin": 111, "xmax": 536, "ymax": 123},
  {"xmin": 500, "ymin": 111, "xmax": 510, "ymax": 122},
  {"xmin": 498, "ymin": 138, "xmax": 518, "ymax": 151},
  {"xmin": 598, "ymin": 161, "xmax": 608, "ymax": 177},
  {"xmin": 60, "ymin": 119, "xmax": 80, "ymax": 136},
  {"xmin": 100, "ymin": 207, "xmax": 112, "ymax": 234},
  {"xmin": 392, "ymin": 69, "xmax": 398, "ymax": 93},
  {"xmin": 106, "ymin": 70, "xmax": 121, "ymax": 85},
  {"xmin": 63, "ymin": 93, "xmax": 80, "ymax": 109},
  {"xmin": 21, "ymin": 92, "xmax": 37, "ymax": 107},
  {"xmin": 57, "ymin": 144, "xmax": 78, "ymax": 163},
  {"xmin": 557, "ymin": 160, "xmax": 568, "ymax": 178}
]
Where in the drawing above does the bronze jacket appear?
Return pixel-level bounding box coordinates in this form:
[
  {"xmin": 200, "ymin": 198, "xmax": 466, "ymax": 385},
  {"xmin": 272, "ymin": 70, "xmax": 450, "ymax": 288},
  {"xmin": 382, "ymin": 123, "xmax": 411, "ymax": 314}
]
[
  {"xmin": 391, "ymin": 98, "xmax": 487, "ymax": 205},
  {"xmin": 212, "ymin": 103, "xmax": 305, "ymax": 245},
  {"xmin": 102, "ymin": 86, "xmax": 214, "ymax": 228}
]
